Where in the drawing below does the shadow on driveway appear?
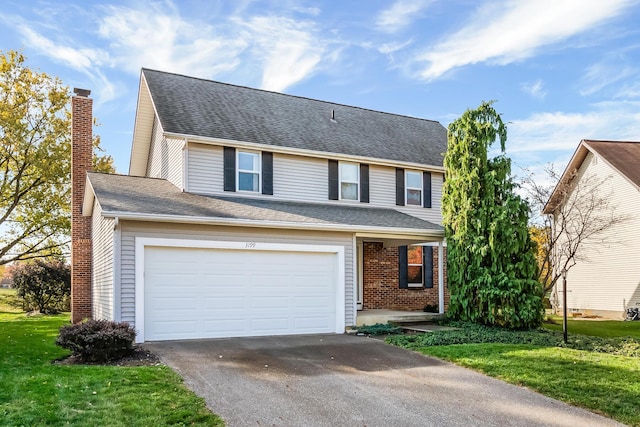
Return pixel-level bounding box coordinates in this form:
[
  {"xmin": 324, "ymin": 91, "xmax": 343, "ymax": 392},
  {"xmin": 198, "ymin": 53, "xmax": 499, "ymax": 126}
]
[{"xmin": 146, "ymin": 334, "xmax": 622, "ymax": 427}]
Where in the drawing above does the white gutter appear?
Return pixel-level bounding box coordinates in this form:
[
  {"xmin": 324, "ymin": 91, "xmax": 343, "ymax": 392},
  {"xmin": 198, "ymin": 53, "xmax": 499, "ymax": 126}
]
[
  {"xmin": 164, "ymin": 132, "xmax": 446, "ymax": 173},
  {"xmin": 100, "ymin": 210, "xmax": 444, "ymax": 238}
]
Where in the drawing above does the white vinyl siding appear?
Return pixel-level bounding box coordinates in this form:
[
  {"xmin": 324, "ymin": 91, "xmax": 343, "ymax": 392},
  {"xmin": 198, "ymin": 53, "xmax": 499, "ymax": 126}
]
[
  {"xmin": 273, "ymin": 153, "xmax": 327, "ymax": 201},
  {"xmin": 185, "ymin": 143, "xmax": 443, "ymax": 225},
  {"xmin": 92, "ymin": 201, "xmax": 115, "ymax": 320},
  {"xmin": 187, "ymin": 143, "xmax": 224, "ymax": 194},
  {"xmin": 118, "ymin": 221, "xmax": 355, "ymax": 329},
  {"xmin": 369, "ymin": 165, "xmax": 443, "ymax": 225},
  {"xmin": 146, "ymin": 115, "xmax": 183, "ymax": 189},
  {"xmin": 146, "ymin": 116, "xmax": 163, "ymax": 178},
  {"xmin": 558, "ymin": 152, "xmax": 640, "ymax": 315}
]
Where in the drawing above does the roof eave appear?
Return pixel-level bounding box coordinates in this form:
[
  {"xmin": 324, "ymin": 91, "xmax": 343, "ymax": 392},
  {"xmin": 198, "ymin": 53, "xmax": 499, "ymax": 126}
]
[
  {"xmin": 100, "ymin": 210, "xmax": 444, "ymax": 239},
  {"xmin": 542, "ymin": 140, "xmax": 591, "ymax": 214},
  {"xmin": 129, "ymin": 71, "xmax": 158, "ymax": 176}
]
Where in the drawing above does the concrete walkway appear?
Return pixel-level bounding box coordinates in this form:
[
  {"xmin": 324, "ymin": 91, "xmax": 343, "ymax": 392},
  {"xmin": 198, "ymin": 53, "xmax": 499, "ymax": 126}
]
[{"xmin": 146, "ymin": 334, "xmax": 622, "ymax": 427}]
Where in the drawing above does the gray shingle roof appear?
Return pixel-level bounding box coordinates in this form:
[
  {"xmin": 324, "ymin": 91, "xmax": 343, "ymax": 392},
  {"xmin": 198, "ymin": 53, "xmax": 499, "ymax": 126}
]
[
  {"xmin": 584, "ymin": 140, "xmax": 640, "ymax": 189},
  {"xmin": 142, "ymin": 69, "xmax": 447, "ymax": 166},
  {"xmin": 87, "ymin": 173, "xmax": 442, "ymax": 233}
]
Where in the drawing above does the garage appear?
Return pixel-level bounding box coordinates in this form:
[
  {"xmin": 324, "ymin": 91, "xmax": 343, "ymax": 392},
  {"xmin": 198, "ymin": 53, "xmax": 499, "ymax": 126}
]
[{"xmin": 136, "ymin": 239, "xmax": 345, "ymax": 342}]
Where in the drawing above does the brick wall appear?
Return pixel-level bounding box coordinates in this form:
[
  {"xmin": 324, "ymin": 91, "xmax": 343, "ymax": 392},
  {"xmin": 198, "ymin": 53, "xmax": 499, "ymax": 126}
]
[
  {"xmin": 363, "ymin": 242, "xmax": 448, "ymax": 311},
  {"xmin": 71, "ymin": 89, "xmax": 93, "ymax": 323}
]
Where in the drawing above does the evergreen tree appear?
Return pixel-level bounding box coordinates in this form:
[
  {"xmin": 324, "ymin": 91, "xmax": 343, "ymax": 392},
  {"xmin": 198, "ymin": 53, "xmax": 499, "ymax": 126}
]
[{"xmin": 442, "ymin": 102, "xmax": 543, "ymax": 329}]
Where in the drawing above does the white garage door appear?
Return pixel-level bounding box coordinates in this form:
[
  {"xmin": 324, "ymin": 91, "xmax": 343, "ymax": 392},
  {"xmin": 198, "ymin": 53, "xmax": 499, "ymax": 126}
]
[{"xmin": 143, "ymin": 246, "xmax": 339, "ymax": 341}]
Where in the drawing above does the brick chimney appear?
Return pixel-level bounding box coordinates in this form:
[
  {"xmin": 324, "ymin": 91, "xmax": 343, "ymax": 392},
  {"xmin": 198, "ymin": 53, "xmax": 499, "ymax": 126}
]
[{"xmin": 71, "ymin": 88, "xmax": 93, "ymax": 322}]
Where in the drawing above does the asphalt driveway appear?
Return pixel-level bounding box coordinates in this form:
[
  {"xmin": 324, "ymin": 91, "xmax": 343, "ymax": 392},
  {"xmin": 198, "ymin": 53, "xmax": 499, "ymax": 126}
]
[{"xmin": 146, "ymin": 334, "xmax": 622, "ymax": 427}]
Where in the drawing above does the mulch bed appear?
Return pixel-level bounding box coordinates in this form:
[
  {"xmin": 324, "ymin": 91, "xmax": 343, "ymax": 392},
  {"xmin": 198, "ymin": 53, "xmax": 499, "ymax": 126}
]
[{"xmin": 53, "ymin": 346, "xmax": 162, "ymax": 367}]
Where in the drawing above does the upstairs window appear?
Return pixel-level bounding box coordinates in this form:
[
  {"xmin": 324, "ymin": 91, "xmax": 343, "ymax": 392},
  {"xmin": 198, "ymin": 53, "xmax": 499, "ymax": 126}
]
[
  {"xmin": 237, "ymin": 151, "xmax": 260, "ymax": 192},
  {"xmin": 405, "ymin": 170, "xmax": 422, "ymax": 206},
  {"xmin": 339, "ymin": 162, "xmax": 359, "ymax": 201}
]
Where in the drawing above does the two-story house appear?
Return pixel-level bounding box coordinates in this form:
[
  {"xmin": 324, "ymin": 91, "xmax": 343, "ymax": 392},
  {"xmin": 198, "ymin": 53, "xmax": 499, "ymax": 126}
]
[
  {"xmin": 71, "ymin": 69, "xmax": 448, "ymax": 343},
  {"xmin": 544, "ymin": 139, "xmax": 640, "ymax": 319}
]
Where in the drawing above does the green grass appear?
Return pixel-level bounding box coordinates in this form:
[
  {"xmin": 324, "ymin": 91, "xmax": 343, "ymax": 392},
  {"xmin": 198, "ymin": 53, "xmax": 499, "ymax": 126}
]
[
  {"xmin": 0, "ymin": 313, "xmax": 224, "ymax": 426},
  {"xmin": 420, "ymin": 344, "xmax": 640, "ymax": 426},
  {"xmin": 543, "ymin": 315, "xmax": 640, "ymax": 339},
  {"xmin": 388, "ymin": 321, "xmax": 640, "ymax": 426},
  {"xmin": 0, "ymin": 288, "xmax": 22, "ymax": 313}
]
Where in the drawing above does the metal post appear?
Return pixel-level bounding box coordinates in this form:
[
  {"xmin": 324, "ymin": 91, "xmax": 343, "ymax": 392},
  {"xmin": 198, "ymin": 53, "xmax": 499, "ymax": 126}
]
[{"xmin": 562, "ymin": 268, "xmax": 568, "ymax": 344}]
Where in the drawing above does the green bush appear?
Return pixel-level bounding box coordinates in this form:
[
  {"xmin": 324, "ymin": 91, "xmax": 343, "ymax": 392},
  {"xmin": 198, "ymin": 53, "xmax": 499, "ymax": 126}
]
[
  {"xmin": 56, "ymin": 320, "xmax": 136, "ymax": 362},
  {"xmin": 386, "ymin": 322, "xmax": 640, "ymax": 357},
  {"xmin": 11, "ymin": 259, "xmax": 70, "ymax": 314},
  {"xmin": 356, "ymin": 323, "xmax": 403, "ymax": 336}
]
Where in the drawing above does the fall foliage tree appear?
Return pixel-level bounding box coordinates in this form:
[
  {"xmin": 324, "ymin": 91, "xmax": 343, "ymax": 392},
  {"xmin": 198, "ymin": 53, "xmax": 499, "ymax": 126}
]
[
  {"xmin": 442, "ymin": 102, "xmax": 543, "ymax": 329},
  {"xmin": 522, "ymin": 165, "xmax": 629, "ymax": 307},
  {"xmin": 0, "ymin": 50, "xmax": 113, "ymax": 264}
]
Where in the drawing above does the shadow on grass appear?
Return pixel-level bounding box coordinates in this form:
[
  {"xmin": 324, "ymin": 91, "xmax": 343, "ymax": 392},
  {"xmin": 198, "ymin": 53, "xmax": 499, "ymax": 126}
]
[{"xmin": 419, "ymin": 343, "xmax": 640, "ymax": 426}]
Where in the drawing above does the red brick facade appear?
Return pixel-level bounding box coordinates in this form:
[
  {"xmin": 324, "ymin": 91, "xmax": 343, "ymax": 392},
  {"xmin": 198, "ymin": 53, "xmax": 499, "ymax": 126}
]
[
  {"xmin": 71, "ymin": 89, "xmax": 93, "ymax": 323},
  {"xmin": 362, "ymin": 242, "xmax": 448, "ymax": 311}
]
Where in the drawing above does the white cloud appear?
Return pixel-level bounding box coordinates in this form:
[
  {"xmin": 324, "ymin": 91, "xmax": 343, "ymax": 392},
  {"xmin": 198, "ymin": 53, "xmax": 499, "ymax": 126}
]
[
  {"xmin": 17, "ymin": 25, "xmax": 106, "ymax": 74},
  {"xmin": 378, "ymin": 39, "xmax": 413, "ymax": 55},
  {"xmin": 14, "ymin": 24, "xmax": 116, "ymax": 104},
  {"xmin": 521, "ymin": 79, "xmax": 547, "ymax": 100},
  {"xmin": 97, "ymin": 3, "xmax": 247, "ymax": 79},
  {"xmin": 416, "ymin": 0, "xmax": 633, "ymax": 80},
  {"xmin": 236, "ymin": 16, "xmax": 326, "ymax": 92},
  {"xmin": 508, "ymin": 102, "xmax": 640, "ymax": 156},
  {"xmin": 580, "ymin": 62, "xmax": 637, "ymax": 96},
  {"xmin": 376, "ymin": 0, "xmax": 433, "ymax": 33}
]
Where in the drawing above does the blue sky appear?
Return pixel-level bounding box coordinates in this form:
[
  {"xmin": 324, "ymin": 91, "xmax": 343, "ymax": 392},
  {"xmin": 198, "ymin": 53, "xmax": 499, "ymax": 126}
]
[{"xmin": 1, "ymin": 0, "xmax": 639, "ymax": 176}]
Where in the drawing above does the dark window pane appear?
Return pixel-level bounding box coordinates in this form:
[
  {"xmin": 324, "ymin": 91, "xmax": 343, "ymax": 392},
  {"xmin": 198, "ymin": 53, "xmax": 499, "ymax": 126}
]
[
  {"xmin": 239, "ymin": 172, "xmax": 259, "ymax": 191},
  {"xmin": 407, "ymin": 189, "xmax": 422, "ymax": 205},
  {"xmin": 408, "ymin": 266, "xmax": 423, "ymax": 284}
]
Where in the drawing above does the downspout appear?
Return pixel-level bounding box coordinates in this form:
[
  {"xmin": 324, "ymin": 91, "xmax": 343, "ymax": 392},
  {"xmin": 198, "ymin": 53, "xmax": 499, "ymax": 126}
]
[
  {"xmin": 438, "ymin": 240, "xmax": 444, "ymax": 314},
  {"xmin": 113, "ymin": 217, "xmax": 122, "ymax": 322}
]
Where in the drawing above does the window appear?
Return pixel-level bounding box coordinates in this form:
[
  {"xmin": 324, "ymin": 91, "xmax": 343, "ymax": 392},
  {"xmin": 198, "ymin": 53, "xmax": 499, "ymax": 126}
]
[
  {"xmin": 237, "ymin": 151, "xmax": 260, "ymax": 192},
  {"xmin": 339, "ymin": 162, "xmax": 359, "ymax": 201},
  {"xmin": 407, "ymin": 245, "xmax": 423, "ymax": 287},
  {"xmin": 405, "ymin": 170, "xmax": 422, "ymax": 206}
]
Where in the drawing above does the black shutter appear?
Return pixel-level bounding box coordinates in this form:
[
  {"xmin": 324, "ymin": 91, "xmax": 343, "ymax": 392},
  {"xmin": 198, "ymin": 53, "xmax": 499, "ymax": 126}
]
[
  {"xmin": 360, "ymin": 164, "xmax": 369, "ymax": 203},
  {"xmin": 328, "ymin": 159, "xmax": 339, "ymax": 200},
  {"xmin": 396, "ymin": 168, "xmax": 405, "ymax": 206},
  {"xmin": 398, "ymin": 245, "xmax": 408, "ymax": 289},
  {"xmin": 423, "ymin": 172, "xmax": 432, "ymax": 208},
  {"xmin": 424, "ymin": 246, "xmax": 433, "ymax": 288},
  {"xmin": 223, "ymin": 147, "xmax": 236, "ymax": 192},
  {"xmin": 262, "ymin": 152, "xmax": 273, "ymax": 195}
]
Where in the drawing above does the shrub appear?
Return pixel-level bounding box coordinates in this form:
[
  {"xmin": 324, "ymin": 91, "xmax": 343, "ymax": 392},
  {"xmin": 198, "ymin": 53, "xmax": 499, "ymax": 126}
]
[
  {"xmin": 356, "ymin": 323, "xmax": 403, "ymax": 336},
  {"xmin": 56, "ymin": 320, "xmax": 136, "ymax": 362},
  {"xmin": 11, "ymin": 259, "xmax": 70, "ymax": 314},
  {"xmin": 385, "ymin": 322, "xmax": 640, "ymax": 357}
]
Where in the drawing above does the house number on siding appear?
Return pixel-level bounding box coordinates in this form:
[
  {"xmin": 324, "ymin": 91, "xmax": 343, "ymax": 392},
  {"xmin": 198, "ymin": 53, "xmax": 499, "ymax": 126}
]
[{"xmin": 245, "ymin": 242, "xmax": 256, "ymax": 248}]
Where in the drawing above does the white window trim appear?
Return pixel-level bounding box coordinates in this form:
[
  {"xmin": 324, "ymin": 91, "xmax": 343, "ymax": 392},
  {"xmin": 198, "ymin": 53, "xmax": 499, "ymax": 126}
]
[
  {"xmin": 407, "ymin": 245, "xmax": 424, "ymax": 287},
  {"xmin": 237, "ymin": 150, "xmax": 261, "ymax": 193},
  {"xmin": 405, "ymin": 170, "xmax": 423, "ymax": 206},
  {"xmin": 339, "ymin": 161, "xmax": 359, "ymax": 201}
]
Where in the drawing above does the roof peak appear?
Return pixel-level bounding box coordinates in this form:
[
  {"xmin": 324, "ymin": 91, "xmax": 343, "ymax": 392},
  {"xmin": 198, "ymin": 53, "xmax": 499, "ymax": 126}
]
[{"xmin": 140, "ymin": 68, "xmax": 441, "ymax": 125}]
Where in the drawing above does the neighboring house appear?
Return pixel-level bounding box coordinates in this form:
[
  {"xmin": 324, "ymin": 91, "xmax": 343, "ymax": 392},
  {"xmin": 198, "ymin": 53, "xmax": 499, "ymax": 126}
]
[
  {"xmin": 543, "ymin": 139, "xmax": 640, "ymax": 319},
  {"xmin": 71, "ymin": 69, "xmax": 449, "ymax": 342}
]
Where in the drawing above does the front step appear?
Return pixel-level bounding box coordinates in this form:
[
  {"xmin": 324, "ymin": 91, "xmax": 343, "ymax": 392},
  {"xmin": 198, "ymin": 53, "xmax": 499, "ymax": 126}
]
[{"xmin": 356, "ymin": 310, "xmax": 445, "ymax": 326}]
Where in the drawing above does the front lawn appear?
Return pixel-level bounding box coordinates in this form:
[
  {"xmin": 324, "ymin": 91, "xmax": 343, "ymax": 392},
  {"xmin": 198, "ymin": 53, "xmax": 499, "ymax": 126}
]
[
  {"xmin": 0, "ymin": 287, "xmax": 21, "ymax": 313},
  {"xmin": 388, "ymin": 323, "xmax": 640, "ymax": 426},
  {"xmin": 543, "ymin": 314, "xmax": 640, "ymax": 339},
  {"xmin": 0, "ymin": 313, "xmax": 224, "ymax": 426}
]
